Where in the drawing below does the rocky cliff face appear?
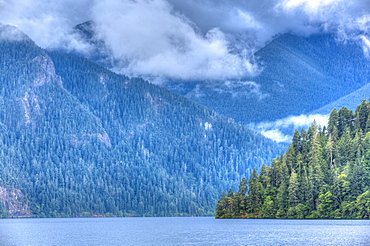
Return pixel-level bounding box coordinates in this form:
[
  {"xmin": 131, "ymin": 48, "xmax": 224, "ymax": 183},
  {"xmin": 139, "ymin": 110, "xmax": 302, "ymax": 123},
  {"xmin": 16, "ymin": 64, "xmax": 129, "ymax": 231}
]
[{"xmin": 0, "ymin": 187, "xmax": 32, "ymax": 217}]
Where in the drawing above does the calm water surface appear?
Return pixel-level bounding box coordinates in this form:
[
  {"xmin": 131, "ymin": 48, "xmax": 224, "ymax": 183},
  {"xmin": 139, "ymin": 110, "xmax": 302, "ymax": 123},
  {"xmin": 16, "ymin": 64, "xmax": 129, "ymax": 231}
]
[{"xmin": 0, "ymin": 217, "xmax": 369, "ymax": 246}]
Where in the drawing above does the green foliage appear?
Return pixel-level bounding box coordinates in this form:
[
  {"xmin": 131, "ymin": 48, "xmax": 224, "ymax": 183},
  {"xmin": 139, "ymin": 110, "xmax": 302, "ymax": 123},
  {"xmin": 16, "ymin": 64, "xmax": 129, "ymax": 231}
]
[
  {"xmin": 355, "ymin": 190, "xmax": 370, "ymax": 219},
  {"xmin": 0, "ymin": 34, "xmax": 283, "ymax": 218},
  {"xmin": 216, "ymin": 102, "xmax": 370, "ymax": 219}
]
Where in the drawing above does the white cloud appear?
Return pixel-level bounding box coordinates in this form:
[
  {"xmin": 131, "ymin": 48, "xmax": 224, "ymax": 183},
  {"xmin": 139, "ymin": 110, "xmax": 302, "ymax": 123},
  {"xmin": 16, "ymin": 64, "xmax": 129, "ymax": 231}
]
[
  {"xmin": 361, "ymin": 35, "xmax": 370, "ymax": 57},
  {"xmin": 250, "ymin": 114, "xmax": 329, "ymax": 142},
  {"xmin": 0, "ymin": 23, "xmax": 29, "ymax": 41},
  {"xmin": 261, "ymin": 114, "xmax": 329, "ymax": 130},
  {"xmin": 0, "ymin": 0, "xmax": 92, "ymax": 52},
  {"xmin": 279, "ymin": 0, "xmax": 343, "ymax": 13},
  {"xmin": 90, "ymin": 0, "xmax": 258, "ymax": 80},
  {"xmin": 0, "ymin": 0, "xmax": 369, "ymax": 80},
  {"xmin": 357, "ymin": 14, "xmax": 370, "ymax": 32},
  {"xmin": 237, "ymin": 10, "xmax": 263, "ymax": 30},
  {"xmin": 260, "ymin": 129, "xmax": 292, "ymax": 143},
  {"xmin": 212, "ymin": 80, "xmax": 269, "ymax": 99}
]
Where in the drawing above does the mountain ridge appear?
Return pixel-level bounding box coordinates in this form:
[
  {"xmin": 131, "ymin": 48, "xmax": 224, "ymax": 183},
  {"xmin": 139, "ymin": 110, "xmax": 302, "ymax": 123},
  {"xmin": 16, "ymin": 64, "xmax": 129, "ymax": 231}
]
[
  {"xmin": 0, "ymin": 25, "xmax": 283, "ymax": 217},
  {"xmin": 179, "ymin": 33, "xmax": 370, "ymax": 124},
  {"xmin": 67, "ymin": 22, "xmax": 370, "ymax": 128}
]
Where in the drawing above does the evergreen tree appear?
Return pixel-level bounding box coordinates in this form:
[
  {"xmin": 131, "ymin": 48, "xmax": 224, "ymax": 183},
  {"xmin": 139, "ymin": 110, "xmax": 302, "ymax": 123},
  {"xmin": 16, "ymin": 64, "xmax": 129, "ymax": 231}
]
[
  {"xmin": 216, "ymin": 102, "xmax": 370, "ymax": 219},
  {"xmin": 327, "ymin": 108, "xmax": 339, "ymax": 140},
  {"xmin": 247, "ymin": 169, "xmax": 264, "ymax": 215},
  {"xmin": 288, "ymin": 169, "xmax": 299, "ymax": 207}
]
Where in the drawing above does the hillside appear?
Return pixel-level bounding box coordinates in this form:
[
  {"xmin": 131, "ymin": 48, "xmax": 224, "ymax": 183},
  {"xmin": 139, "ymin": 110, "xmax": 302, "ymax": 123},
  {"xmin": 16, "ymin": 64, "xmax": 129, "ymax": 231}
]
[
  {"xmin": 174, "ymin": 34, "xmax": 370, "ymax": 124},
  {"xmin": 311, "ymin": 83, "xmax": 370, "ymax": 115},
  {"xmin": 68, "ymin": 23, "xmax": 370, "ymax": 125},
  {"xmin": 216, "ymin": 101, "xmax": 370, "ymax": 219},
  {"xmin": 0, "ymin": 25, "xmax": 283, "ymax": 218}
]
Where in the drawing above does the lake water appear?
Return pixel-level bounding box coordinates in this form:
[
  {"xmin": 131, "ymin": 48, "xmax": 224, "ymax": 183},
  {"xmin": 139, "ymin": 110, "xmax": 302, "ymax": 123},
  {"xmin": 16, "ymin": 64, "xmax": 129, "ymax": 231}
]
[{"xmin": 0, "ymin": 217, "xmax": 369, "ymax": 246}]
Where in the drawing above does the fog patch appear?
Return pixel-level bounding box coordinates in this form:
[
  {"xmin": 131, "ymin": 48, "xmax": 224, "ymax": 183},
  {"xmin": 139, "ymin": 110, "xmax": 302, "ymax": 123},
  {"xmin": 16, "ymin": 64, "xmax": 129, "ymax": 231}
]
[{"xmin": 250, "ymin": 113, "xmax": 329, "ymax": 142}]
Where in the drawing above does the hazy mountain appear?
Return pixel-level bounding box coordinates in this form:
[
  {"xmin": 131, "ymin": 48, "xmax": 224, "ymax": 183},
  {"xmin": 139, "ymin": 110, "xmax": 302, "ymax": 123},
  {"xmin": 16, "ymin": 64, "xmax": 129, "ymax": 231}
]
[
  {"xmin": 311, "ymin": 83, "xmax": 370, "ymax": 115},
  {"xmin": 69, "ymin": 23, "xmax": 370, "ymax": 127},
  {"xmin": 169, "ymin": 34, "xmax": 370, "ymax": 124},
  {"xmin": 0, "ymin": 25, "xmax": 283, "ymax": 217}
]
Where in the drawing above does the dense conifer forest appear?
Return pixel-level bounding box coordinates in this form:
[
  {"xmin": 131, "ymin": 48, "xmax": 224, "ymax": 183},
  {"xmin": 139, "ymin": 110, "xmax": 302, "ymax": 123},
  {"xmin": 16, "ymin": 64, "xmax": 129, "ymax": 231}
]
[
  {"xmin": 216, "ymin": 101, "xmax": 370, "ymax": 219},
  {"xmin": 0, "ymin": 25, "xmax": 283, "ymax": 218}
]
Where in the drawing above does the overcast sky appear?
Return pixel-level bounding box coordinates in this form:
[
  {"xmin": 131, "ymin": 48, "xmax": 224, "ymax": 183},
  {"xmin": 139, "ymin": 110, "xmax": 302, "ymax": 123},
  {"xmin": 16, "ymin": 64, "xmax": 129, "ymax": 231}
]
[{"xmin": 0, "ymin": 0, "xmax": 369, "ymax": 80}]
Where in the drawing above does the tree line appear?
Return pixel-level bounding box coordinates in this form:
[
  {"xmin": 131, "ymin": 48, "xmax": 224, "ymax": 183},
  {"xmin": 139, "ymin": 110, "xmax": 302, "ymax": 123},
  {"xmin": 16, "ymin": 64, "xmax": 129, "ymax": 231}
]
[{"xmin": 216, "ymin": 101, "xmax": 370, "ymax": 219}]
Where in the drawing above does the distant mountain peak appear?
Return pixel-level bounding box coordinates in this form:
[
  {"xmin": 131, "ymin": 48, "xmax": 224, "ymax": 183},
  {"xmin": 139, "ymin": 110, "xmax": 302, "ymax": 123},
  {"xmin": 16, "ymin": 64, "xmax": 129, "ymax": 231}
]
[
  {"xmin": 73, "ymin": 21, "xmax": 96, "ymax": 41},
  {"xmin": 0, "ymin": 23, "xmax": 33, "ymax": 43}
]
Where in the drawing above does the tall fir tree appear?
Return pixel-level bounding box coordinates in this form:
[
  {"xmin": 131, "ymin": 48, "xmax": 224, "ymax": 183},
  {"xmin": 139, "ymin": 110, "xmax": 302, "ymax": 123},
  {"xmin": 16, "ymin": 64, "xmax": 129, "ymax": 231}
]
[{"xmin": 216, "ymin": 101, "xmax": 370, "ymax": 219}]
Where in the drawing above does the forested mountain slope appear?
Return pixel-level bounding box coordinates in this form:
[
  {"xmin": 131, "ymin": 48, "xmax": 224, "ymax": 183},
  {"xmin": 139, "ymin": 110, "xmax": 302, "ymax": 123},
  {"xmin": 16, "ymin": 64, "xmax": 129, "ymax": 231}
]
[
  {"xmin": 70, "ymin": 23, "xmax": 370, "ymax": 125},
  {"xmin": 0, "ymin": 25, "xmax": 283, "ymax": 217},
  {"xmin": 216, "ymin": 101, "xmax": 370, "ymax": 219},
  {"xmin": 176, "ymin": 34, "xmax": 370, "ymax": 124},
  {"xmin": 311, "ymin": 83, "xmax": 370, "ymax": 115}
]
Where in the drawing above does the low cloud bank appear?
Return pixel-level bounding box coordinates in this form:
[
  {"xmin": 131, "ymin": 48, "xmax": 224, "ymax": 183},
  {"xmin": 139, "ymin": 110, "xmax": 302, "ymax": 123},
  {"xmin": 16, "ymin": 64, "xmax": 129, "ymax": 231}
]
[
  {"xmin": 250, "ymin": 114, "xmax": 329, "ymax": 143},
  {"xmin": 0, "ymin": 0, "xmax": 369, "ymax": 80}
]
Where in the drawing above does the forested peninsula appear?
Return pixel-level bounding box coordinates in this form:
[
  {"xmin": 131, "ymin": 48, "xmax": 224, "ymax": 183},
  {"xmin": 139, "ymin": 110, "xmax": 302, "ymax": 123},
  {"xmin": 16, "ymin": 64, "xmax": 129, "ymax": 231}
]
[{"xmin": 216, "ymin": 101, "xmax": 370, "ymax": 219}]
